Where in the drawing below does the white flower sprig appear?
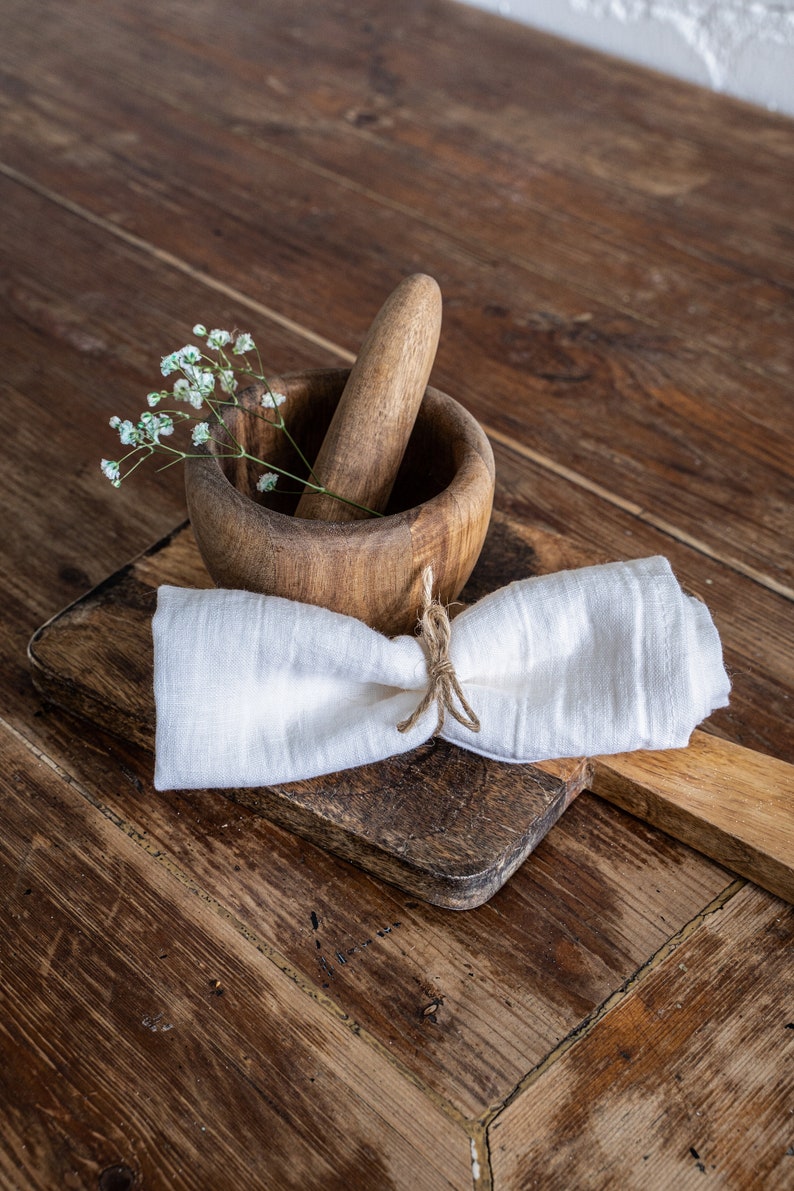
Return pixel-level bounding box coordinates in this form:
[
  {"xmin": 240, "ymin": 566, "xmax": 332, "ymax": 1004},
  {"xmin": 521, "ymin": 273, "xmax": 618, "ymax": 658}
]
[{"xmin": 101, "ymin": 325, "xmax": 379, "ymax": 515}]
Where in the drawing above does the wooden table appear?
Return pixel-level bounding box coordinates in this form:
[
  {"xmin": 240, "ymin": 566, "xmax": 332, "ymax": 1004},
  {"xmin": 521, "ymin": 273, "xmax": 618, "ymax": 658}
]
[{"xmin": 1, "ymin": 2, "xmax": 792, "ymax": 1187}]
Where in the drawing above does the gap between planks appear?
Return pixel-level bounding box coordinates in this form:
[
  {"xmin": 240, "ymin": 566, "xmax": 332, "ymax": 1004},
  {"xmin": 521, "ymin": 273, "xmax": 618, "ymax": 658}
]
[
  {"xmin": 0, "ymin": 712, "xmax": 476, "ymax": 1140},
  {"xmin": 485, "ymin": 425, "xmax": 794, "ymax": 602},
  {"xmin": 475, "ymin": 875, "xmax": 747, "ymax": 1135},
  {"xmin": 2, "ymin": 160, "xmax": 791, "ymax": 605}
]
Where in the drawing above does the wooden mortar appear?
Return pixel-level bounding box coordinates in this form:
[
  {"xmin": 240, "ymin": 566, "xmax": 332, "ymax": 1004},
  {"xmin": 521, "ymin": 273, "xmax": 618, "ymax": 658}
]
[{"xmin": 184, "ymin": 370, "xmax": 493, "ymax": 634}]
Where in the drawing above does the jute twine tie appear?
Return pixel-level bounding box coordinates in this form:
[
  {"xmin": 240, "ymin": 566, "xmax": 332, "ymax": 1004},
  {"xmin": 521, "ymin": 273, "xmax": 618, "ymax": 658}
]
[{"xmin": 397, "ymin": 567, "xmax": 481, "ymax": 737}]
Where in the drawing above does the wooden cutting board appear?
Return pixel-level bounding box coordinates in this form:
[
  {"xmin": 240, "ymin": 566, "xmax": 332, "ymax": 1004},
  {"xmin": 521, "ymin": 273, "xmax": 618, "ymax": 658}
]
[
  {"xmin": 27, "ymin": 517, "xmax": 591, "ymax": 910},
  {"xmin": 28, "ymin": 514, "xmax": 794, "ymax": 908}
]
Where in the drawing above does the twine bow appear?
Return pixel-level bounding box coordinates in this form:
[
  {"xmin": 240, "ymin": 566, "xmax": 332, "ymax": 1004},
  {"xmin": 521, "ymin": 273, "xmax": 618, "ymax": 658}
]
[{"xmin": 397, "ymin": 567, "xmax": 481, "ymax": 737}]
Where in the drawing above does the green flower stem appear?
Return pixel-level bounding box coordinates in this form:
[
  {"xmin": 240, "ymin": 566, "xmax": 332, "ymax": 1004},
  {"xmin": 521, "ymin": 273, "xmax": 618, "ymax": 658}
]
[
  {"xmin": 184, "ymin": 357, "xmax": 317, "ymax": 480},
  {"xmin": 237, "ymin": 450, "xmax": 384, "ymax": 516},
  {"xmin": 106, "ymin": 329, "xmax": 383, "ymax": 517},
  {"xmin": 201, "ymin": 388, "xmax": 324, "ymax": 491},
  {"xmin": 118, "ymin": 450, "xmax": 156, "ymax": 481},
  {"xmin": 249, "ymin": 405, "xmax": 323, "ymax": 487},
  {"xmin": 148, "ymin": 437, "xmax": 382, "ymax": 517}
]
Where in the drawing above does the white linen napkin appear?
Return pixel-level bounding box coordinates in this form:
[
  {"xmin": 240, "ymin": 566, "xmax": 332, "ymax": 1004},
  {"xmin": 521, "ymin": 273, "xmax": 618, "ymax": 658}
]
[{"xmin": 153, "ymin": 556, "xmax": 730, "ymax": 790}]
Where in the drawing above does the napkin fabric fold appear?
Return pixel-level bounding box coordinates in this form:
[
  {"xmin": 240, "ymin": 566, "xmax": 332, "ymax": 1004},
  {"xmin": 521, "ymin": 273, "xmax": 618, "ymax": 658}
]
[{"xmin": 153, "ymin": 556, "xmax": 730, "ymax": 790}]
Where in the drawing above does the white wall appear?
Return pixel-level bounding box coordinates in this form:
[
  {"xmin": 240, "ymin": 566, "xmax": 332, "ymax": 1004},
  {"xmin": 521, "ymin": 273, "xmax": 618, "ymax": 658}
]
[{"xmin": 458, "ymin": 0, "xmax": 794, "ymax": 115}]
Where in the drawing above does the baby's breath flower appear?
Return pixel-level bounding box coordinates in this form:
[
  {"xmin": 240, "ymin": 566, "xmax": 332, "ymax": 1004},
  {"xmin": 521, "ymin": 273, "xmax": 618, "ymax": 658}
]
[
  {"xmin": 178, "ymin": 344, "xmax": 202, "ymax": 367},
  {"xmin": 178, "ymin": 366, "xmax": 215, "ymax": 408},
  {"xmin": 261, "ymin": 390, "xmax": 287, "ymax": 410},
  {"xmin": 139, "ymin": 411, "xmax": 174, "ymax": 443},
  {"xmin": 110, "ymin": 417, "xmax": 142, "ymax": 446},
  {"xmin": 100, "ymin": 459, "xmax": 121, "ymax": 487},
  {"xmin": 182, "ymin": 364, "xmax": 216, "ymax": 393},
  {"xmin": 160, "ymin": 352, "xmax": 181, "ymax": 377},
  {"xmin": 219, "ymin": 369, "xmax": 237, "ymax": 394},
  {"xmin": 103, "ymin": 322, "xmax": 375, "ymax": 515}
]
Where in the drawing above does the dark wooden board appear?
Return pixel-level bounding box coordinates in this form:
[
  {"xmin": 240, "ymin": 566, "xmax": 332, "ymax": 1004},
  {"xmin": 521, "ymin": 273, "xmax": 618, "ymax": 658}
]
[{"xmin": 28, "ymin": 520, "xmax": 590, "ymax": 911}]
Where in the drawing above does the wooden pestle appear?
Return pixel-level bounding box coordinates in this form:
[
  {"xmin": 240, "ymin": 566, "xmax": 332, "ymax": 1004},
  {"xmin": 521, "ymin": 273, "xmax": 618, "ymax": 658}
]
[{"xmin": 294, "ymin": 274, "xmax": 442, "ymax": 521}]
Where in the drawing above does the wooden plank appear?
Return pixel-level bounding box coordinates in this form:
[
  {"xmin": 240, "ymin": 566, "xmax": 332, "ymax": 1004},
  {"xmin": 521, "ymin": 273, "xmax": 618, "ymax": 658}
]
[
  {"xmin": 591, "ymin": 734, "xmax": 794, "ymax": 905},
  {"xmin": 1, "ymin": 30, "xmax": 793, "ymax": 590},
  {"xmin": 488, "ymin": 884, "xmax": 794, "ymax": 1189},
  {"xmin": 5, "ymin": 0, "xmax": 792, "ymax": 375},
  {"xmin": 11, "ymin": 700, "xmax": 736, "ymax": 1124},
  {"xmin": 0, "ymin": 721, "xmax": 471, "ymax": 1190}
]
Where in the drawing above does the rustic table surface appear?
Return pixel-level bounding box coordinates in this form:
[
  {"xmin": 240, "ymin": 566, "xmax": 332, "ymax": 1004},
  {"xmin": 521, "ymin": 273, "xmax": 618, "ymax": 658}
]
[{"xmin": 1, "ymin": 2, "xmax": 792, "ymax": 1188}]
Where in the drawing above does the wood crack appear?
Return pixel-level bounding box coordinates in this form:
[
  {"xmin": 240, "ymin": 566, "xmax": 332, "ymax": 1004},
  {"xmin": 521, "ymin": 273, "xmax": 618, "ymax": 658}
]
[{"xmin": 478, "ymin": 876, "xmax": 746, "ymax": 1129}]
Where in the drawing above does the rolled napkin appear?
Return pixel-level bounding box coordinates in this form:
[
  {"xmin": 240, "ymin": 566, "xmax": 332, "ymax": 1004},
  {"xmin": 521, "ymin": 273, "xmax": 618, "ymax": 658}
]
[{"xmin": 153, "ymin": 556, "xmax": 730, "ymax": 790}]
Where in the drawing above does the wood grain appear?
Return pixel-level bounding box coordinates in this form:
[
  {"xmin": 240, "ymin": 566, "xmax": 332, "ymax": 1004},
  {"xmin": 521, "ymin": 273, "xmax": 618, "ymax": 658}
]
[
  {"xmin": 10, "ymin": 705, "xmax": 734, "ymax": 1122},
  {"xmin": 0, "ymin": 721, "xmax": 471, "ymax": 1190},
  {"xmin": 488, "ymin": 884, "xmax": 794, "ymax": 1190},
  {"xmin": 295, "ymin": 273, "xmax": 442, "ymax": 519},
  {"xmin": 592, "ymin": 733, "xmax": 794, "ymax": 905},
  {"xmin": 6, "ymin": 0, "xmax": 792, "ymax": 372}
]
